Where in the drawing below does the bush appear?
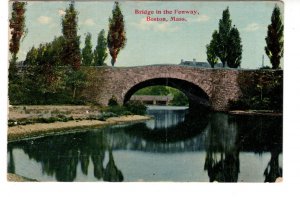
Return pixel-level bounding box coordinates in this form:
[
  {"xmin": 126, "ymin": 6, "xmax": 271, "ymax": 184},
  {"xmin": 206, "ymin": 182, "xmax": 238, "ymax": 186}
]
[
  {"xmin": 170, "ymin": 91, "xmax": 188, "ymax": 106},
  {"xmin": 108, "ymin": 95, "xmax": 119, "ymax": 106},
  {"xmin": 125, "ymin": 100, "xmax": 147, "ymax": 115},
  {"xmin": 8, "ymin": 115, "xmax": 75, "ymax": 127},
  {"xmin": 229, "ymin": 70, "xmax": 283, "ymax": 111}
]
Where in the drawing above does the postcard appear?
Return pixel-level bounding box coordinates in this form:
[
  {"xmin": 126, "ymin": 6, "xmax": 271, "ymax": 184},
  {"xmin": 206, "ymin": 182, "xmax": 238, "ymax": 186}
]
[{"xmin": 7, "ymin": 0, "xmax": 283, "ymax": 183}]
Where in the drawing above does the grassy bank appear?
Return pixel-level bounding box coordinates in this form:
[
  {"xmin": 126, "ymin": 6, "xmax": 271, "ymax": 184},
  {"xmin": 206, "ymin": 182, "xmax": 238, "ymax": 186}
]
[
  {"xmin": 8, "ymin": 115, "xmax": 151, "ymax": 142},
  {"xmin": 8, "ymin": 104, "xmax": 150, "ymax": 142}
]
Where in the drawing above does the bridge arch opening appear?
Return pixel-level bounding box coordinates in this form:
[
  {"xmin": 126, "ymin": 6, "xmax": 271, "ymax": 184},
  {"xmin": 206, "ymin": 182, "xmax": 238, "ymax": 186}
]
[{"xmin": 123, "ymin": 78, "xmax": 210, "ymax": 109}]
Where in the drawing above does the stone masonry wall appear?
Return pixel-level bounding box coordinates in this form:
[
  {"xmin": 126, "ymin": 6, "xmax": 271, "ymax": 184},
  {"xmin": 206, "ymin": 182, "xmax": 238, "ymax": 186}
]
[{"xmin": 80, "ymin": 65, "xmax": 281, "ymax": 111}]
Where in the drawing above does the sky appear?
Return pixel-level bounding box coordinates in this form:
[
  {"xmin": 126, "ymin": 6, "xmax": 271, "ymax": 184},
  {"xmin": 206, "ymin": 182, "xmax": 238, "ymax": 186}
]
[{"xmin": 9, "ymin": 0, "xmax": 284, "ymax": 69}]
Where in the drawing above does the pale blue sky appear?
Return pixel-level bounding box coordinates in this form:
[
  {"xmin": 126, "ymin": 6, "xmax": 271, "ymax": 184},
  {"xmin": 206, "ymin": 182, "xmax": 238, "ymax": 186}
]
[{"xmin": 11, "ymin": 1, "xmax": 284, "ymax": 69}]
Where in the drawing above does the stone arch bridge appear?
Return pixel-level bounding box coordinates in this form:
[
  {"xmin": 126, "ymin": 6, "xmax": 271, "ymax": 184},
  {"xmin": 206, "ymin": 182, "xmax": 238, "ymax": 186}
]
[{"xmin": 81, "ymin": 65, "xmax": 282, "ymax": 111}]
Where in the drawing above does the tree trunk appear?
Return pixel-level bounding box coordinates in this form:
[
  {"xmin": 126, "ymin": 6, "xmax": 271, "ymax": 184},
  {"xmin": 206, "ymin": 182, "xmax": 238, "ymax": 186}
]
[{"xmin": 72, "ymin": 86, "xmax": 77, "ymax": 100}]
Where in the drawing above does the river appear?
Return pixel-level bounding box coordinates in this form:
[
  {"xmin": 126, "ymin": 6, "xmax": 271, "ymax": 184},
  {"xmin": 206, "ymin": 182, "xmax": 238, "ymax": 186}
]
[{"xmin": 7, "ymin": 106, "xmax": 282, "ymax": 182}]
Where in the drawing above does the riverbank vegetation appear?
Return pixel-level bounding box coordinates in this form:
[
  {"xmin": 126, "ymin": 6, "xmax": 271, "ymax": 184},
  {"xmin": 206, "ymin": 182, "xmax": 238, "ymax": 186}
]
[
  {"xmin": 229, "ymin": 70, "xmax": 283, "ymax": 112},
  {"xmin": 9, "ymin": 101, "xmax": 148, "ymax": 127}
]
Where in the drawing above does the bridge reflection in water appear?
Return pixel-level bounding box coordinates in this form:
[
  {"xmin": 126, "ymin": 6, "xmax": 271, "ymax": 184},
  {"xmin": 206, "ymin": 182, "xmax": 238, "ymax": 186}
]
[{"xmin": 7, "ymin": 106, "xmax": 282, "ymax": 182}]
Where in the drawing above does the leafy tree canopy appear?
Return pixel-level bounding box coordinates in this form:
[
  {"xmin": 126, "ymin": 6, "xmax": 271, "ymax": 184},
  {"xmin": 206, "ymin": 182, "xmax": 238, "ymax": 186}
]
[
  {"xmin": 107, "ymin": 2, "xmax": 126, "ymax": 66},
  {"xmin": 265, "ymin": 5, "xmax": 284, "ymax": 69}
]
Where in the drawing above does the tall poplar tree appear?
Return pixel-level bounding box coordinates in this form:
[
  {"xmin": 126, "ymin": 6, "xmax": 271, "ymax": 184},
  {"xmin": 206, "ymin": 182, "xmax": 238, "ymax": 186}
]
[
  {"xmin": 265, "ymin": 5, "xmax": 284, "ymax": 69},
  {"xmin": 82, "ymin": 33, "xmax": 93, "ymax": 66},
  {"xmin": 9, "ymin": 1, "xmax": 26, "ymax": 62},
  {"xmin": 94, "ymin": 29, "xmax": 108, "ymax": 66},
  {"xmin": 9, "ymin": 1, "xmax": 26, "ymax": 104},
  {"xmin": 107, "ymin": 2, "xmax": 126, "ymax": 66},
  {"xmin": 61, "ymin": 2, "xmax": 81, "ymax": 70},
  {"xmin": 227, "ymin": 26, "xmax": 242, "ymax": 68},
  {"xmin": 217, "ymin": 7, "xmax": 232, "ymax": 67},
  {"xmin": 206, "ymin": 7, "xmax": 242, "ymax": 68}
]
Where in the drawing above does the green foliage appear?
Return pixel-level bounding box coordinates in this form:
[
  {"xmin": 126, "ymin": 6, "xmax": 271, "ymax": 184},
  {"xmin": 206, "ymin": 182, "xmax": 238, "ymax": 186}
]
[
  {"xmin": 108, "ymin": 95, "xmax": 119, "ymax": 106},
  {"xmin": 100, "ymin": 105, "xmax": 132, "ymax": 120},
  {"xmin": 8, "ymin": 115, "xmax": 74, "ymax": 127},
  {"xmin": 265, "ymin": 5, "xmax": 284, "ymax": 69},
  {"xmin": 134, "ymin": 86, "xmax": 169, "ymax": 96},
  {"xmin": 82, "ymin": 33, "xmax": 94, "ymax": 66},
  {"xmin": 107, "ymin": 2, "xmax": 126, "ymax": 66},
  {"xmin": 125, "ymin": 100, "xmax": 147, "ymax": 115},
  {"xmin": 134, "ymin": 86, "xmax": 188, "ymax": 106},
  {"xmin": 217, "ymin": 7, "xmax": 232, "ymax": 67},
  {"xmin": 227, "ymin": 27, "xmax": 242, "ymax": 68},
  {"xmin": 229, "ymin": 70, "xmax": 283, "ymax": 111},
  {"xmin": 61, "ymin": 3, "xmax": 81, "ymax": 70},
  {"xmin": 100, "ymin": 101, "xmax": 146, "ymax": 120},
  {"xmin": 65, "ymin": 69, "xmax": 87, "ymax": 101},
  {"xmin": 94, "ymin": 29, "xmax": 108, "ymax": 66},
  {"xmin": 22, "ymin": 37, "xmax": 66, "ymax": 104},
  {"xmin": 11, "ymin": 35, "xmax": 87, "ymax": 105},
  {"xmin": 170, "ymin": 91, "xmax": 189, "ymax": 106},
  {"xmin": 206, "ymin": 31, "xmax": 219, "ymax": 68},
  {"xmin": 207, "ymin": 7, "xmax": 242, "ymax": 68}
]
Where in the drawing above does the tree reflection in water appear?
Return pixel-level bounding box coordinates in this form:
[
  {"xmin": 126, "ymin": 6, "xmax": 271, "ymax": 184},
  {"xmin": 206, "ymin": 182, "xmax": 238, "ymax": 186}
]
[
  {"xmin": 7, "ymin": 146, "xmax": 15, "ymax": 174},
  {"xmin": 204, "ymin": 113, "xmax": 240, "ymax": 182},
  {"xmin": 7, "ymin": 107, "xmax": 282, "ymax": 182},
  {"xmin": 8, "ymin": 130, "xmax": 124, "ymax": 182},
  {"xmin": 235, "ymin": 114, "xmax": 282, "ymax": 182},
  {"xmin": 203, "ymin": 113, "xmax": 282, "ymax": 182}
]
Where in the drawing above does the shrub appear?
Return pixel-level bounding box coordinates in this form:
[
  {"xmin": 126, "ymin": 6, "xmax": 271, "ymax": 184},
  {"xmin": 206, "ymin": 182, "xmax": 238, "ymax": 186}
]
[
  {"xmin": 125, "ymin": 100, "xmax": 147, "ymax": 115},
  {"xmin": 108, "ymin": 95, "xmax": 119, "ymax": 106}
]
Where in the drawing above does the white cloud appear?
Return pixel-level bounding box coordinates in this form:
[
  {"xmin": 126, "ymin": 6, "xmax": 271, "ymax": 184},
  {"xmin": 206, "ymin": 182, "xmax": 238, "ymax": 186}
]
[
  {"xmin": 131, "ymin": 18, "xmax": 179, "ymax": 32},
  {"xmin": 58, "ymin": 9, "xmax": 66, "ymax": 16},
  {"xmin": 191, "ymin": 14, "xmax": 210, "ymax": 23},
  {"xmin": 37, "ymin": 16, "xmax": 52, "ymax": 25},
  {"xmin": 243, "ymin": 23, "xmax": 260, "ymax": 32},
  {"xmin": 83, "ymin": 18, "xmax": 96, "ymax": 26}
]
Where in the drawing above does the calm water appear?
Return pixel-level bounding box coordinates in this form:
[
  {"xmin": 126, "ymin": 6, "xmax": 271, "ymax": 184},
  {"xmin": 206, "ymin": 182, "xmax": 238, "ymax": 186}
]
[{"xmin": 7, "ymin": 106, "xmax": 282, "ymax": 182}]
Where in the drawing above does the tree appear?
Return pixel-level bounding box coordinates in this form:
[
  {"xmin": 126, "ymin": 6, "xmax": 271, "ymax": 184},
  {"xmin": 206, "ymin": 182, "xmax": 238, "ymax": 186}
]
[
  {"xmin": 107, "ymin": 2, "xmax": 126, "ymax": 66},
  {"xmin": 217, "ymin": 7, "xmax": 232, "ymax": 67},
  {"xmin": 265, "ymin": 5, "xmax": 284, "ymax": 69},
  {"xmin": 206, "ymin": 30, "xmax": 219, "ymax": 68},
  {"xmin": 24, "ymin": 37, "xmax": 66, "ymax": 104},
  {"xmin": 9, "ymin": 1, "xmax": 26, "ymax": 61},
  {"xmin": 61, "ymin": 2, "xmax": 81, "ymax": 70},
  {"xmin": 66, "ymin": 69, "xmax": 87, "ymax": 101},
  {"xmin": 207, "ymin": 7, "xmax": 242, "ymax": 68},
  {"xmin": 94, "ymin": 29, "xmax": 108, "ymax": 66},
  {"xmin": 82, "ymin": 33, "xmax": 94, "ymax": 66},
  {"xmin": 227, "ymin": 26, "xmax": 242, "ymax": 68},
  {"xmin": 9, "ymin": 1, "xmax": 26, "ymax": 104}
]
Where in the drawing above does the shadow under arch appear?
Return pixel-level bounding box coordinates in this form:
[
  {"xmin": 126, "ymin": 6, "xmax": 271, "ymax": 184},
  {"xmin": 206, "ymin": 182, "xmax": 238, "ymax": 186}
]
[
  {"xmin": 123, "ymin": 78, "xmax": 211, "ymax": 108},
  {"xmin": 122, "ymin": 108, "xmax": 210, "ymax": 143}
]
